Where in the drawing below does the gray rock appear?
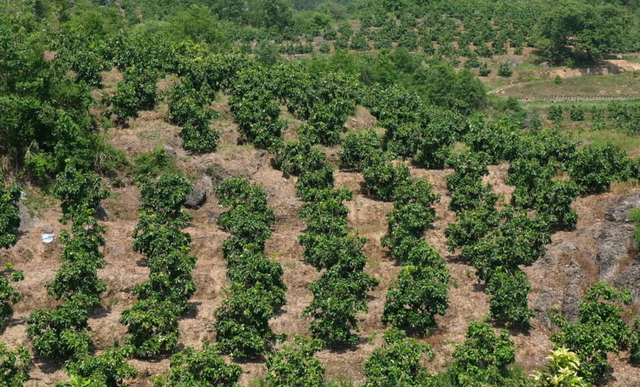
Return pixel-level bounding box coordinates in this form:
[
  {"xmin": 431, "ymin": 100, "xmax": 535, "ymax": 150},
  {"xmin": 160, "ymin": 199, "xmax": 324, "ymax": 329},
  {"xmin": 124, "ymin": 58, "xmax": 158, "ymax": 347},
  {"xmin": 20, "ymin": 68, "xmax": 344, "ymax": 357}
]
[
  {"xmin": 95, "ymin": 206, "xmax": 109, "ymax": 221},
  {"xmin": 18, "ymin": 202, "xmax": 40, "ymax": 232},
  {"xmin": 534, "ymin": 287, "xmax": 557, "ymax": 328},
  {"xmin": 111, "ymin": 246, "xmax": 123, "ymax": 256},
  {"xmin": 196, "ymin": 174, "xmax": 213, "ymax": 193},
  {"xmin": 185, "ymin": 188, "xmax": 206, "ymax": 209},
  {"xmin": 605, "ymin": 193, "xmax": 640, "ymax": 223},
  {"xmin": 534, "ymin": 240, "xmax": 577, "ymax": 270},
  {"xmin": 540, "ymin": 62, "xmax": 549, "ymax": 68},
  {"xmin": 163, "ymin": 145, "xmax": 177, "ymax": 156},
  {"xmin": 509, "ymin": 60, "xmax": 519, "ymax": 67},
  {"xmin": 41, "ymin": 224, "xmax": 54, "ymax": 234},
  {"xmin": 563, "ymin": 260, "xmax": 586, "ymax": 322},
  {"xmin": 614, "ymin": 261, "xmax": 640, "ymax": 302},
  {"xmin": 594, "ymin": 223, "xmax": 633, "ymax": 281},
  {"xmin": 616, "ymin": 54, "xmax": 623, "ymax": 59}
]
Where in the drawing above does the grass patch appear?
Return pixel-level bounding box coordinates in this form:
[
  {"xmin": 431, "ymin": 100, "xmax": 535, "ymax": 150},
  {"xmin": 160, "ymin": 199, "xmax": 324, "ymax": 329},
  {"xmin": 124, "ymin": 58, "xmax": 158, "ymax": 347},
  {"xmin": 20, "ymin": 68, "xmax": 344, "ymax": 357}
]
[
  {"xmin": 566, "ymin": 129, "xmax": 640, "ymax": 154},
  {"xmin": 522, "ymin": 99, "xmax": 640, "ymax": 110},
  {"xmin": 22, "ymin": 188, "xmax": 56, "ymax": 218},
  {"xmin": 250, "ymin": 377, "xmax": 354, "ymax": 387},
  {"xmin": 496, "ymin": 72, "xmax": 640, "ymax": 99}
]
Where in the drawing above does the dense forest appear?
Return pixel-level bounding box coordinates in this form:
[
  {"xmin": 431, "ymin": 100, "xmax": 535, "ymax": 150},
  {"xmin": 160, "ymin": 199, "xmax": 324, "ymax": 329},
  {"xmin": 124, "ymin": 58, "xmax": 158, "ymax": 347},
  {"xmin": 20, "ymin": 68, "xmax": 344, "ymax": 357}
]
[{"xmin": 2, "ymin": 0, "xmax": 640, "ymax": 386}]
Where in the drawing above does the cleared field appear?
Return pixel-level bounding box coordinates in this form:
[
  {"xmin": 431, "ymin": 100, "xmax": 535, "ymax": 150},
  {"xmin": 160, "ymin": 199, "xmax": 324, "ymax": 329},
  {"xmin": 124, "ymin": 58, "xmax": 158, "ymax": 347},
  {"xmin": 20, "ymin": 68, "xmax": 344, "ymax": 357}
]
[{"xmin": 491, "ymin": 71, "xmax": 640, "ymax": 99}]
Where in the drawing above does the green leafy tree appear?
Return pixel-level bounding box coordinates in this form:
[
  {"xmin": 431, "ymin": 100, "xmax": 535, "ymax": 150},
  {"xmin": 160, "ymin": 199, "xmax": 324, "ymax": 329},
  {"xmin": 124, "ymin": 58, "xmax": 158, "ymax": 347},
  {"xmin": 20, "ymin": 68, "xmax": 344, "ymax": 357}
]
[
  {"xmin": 105, "ymin": 65, "xmax": 159, "ymax": 124},
  {"xmin": 229, "ymin": 65, "xmax": 286, "ymax": 151},
  {"xmin": 450, "ymin": 322, "xmax": 517, "ymax": 386},
  {"xmin": 0, "ymin": 13, "xmax": 100, "ymax": 183},
  {"xmin": 167, "ymin": 80, "xmax": 220, "ymax": 153},
  {"xmin": 0, "ymin": 277, "xmax": 20, "ymax": 327},
  {"xmin": 0, "ymin": 180, "xmax": 22, "ymax": 326},
  {"xmin": 551, "ymin": 282, "xmax": 632, "ymax": 384},
  {"xmin": 265, "ymin": 336, "xmax": 325, "ymax": 387},
  {"xmin": 548, "ymin": 106, "xmax": 564, "ymax": 125},
  {"xmin": 214, "ymin": 285, "xmax": 280, "ymax": 360},
  {"xmin": 154, "ymin": 341, "xmax": 241, "ymax": 387},
  {"xmin": 382, "ymin": 241, "xmax": 450, "ymax": 335},
  {"xmin": 362, "ymin": 157, "xmax": 411, "ymax": 202},
  {"xmin": 445, "ymin": 195, "xmax": 501, "ymax": 255},
  {"xmin": 339, "ymin": 130, "xmax": 381, "ymax": 170},
  {"xmin": 536, "ymin": 1, "xmax": 632, "ymax": 62},
  {"xmin": 478, "ymin": 62, "xmax": 491, "ymax": 76},
  {"xmin": 350, "ymin": 31, "xmax": 371, "ymax": 51},
  {"xmin": 0, "ymin": 180, "xmax": 21, "ymax": 249},
  {"xmin": 26, "ymin": 295, "xmax": 95, "ymax": 359},
  {"xmin": 303, "ymin": 257, "xmax": 379, "ymax": 348},
  {"xmin": 509, "ymin": 160, "xmax": 575, "ymax": 219},
  {"xmin": 570, "ymin": 106, "xmax": 584, "ymax": 122},
  {"xmin": 180, "ymin": 119, "xmax": 221, "ymax": 154},
  {"xmin": 498, "ymin": 63, "xmax": 513, "ymax": 77},
  {"xmin": 486, "ymin": 270, "xmax": 535, "ymax": 329},
  {"xmin": 531, "ymin": 347, "xmax": 589, "ymax": 387},
  {"xmin": 363, "ymin": 328, "xmax": 434, "ymax": 387},
  {"xmin": 54, "ymin": 164, "xmax": 108, "ymax": 222},
  {"xmin": 569, "ymin": 143, "xmax": 634, "ymax": 194},
  {"xmin": 63, "ymin": 344, "xmax": 138, "ymax": 387},
  {"xmin": 466, "ymin": 210, "xmax": 550, "ymax": 282},
  {"xmin": 0, "ymin": 343, "xmax": 32, "ymax": 387},
  {"xmin": 120, "ymin": 299, "xmax": 181, "ymax": 359}
]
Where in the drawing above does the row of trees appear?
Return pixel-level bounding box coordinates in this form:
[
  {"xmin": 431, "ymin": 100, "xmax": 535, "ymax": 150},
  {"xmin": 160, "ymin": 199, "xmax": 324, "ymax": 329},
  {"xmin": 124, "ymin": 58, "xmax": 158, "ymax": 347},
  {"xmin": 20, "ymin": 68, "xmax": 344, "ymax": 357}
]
[
  {"xmin": 381, "ymin": 178, "xmax": 450, "ymax": 335},
  {"xmin": 213, "ymin": 177, "xmax": 287, "ymax": 359},
  {"xmin": 0, "ymin": 179, "xmax": 23, "ymax": 326},
  {"xmin": 549, "ymin": 102, "xmax": 640, "ymax": 136},
  {"xmin": 26, "ymin": 164, "xmax": 109, "ymax": 359},
  {"xmin": 120, "ymin": 174, "xmax": 197, "ymax": 358},
  {"xmin": 443, "ymin": 152, "xmax": 546, "ymax": 329},
  {"xmin": 273, "ymin": 131, "xmax": 380, "ymax": 348},
  {"xmin": 0, "ymin": 180, "xmax": 32, "ymax": 387},
  {"xmin": 24, "ymin": 163, "xmax": 139, "ymax": 386},
  {"xmin": 294, "ymin": 149, "xmax": 379, "ymax": 347}
]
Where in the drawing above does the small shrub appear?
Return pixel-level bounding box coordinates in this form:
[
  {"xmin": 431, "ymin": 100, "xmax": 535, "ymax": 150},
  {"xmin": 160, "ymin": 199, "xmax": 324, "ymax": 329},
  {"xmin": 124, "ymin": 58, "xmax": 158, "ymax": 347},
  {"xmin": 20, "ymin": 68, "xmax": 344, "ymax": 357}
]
[
  {"xmin": 363, "ymin": 328, "xmax": 434, "ymax": 387},
  {"xmin": 155, "ymin": 341, "xmax": 241, "ymax": 387},
  {"xmin": 570, "ymin": 106, "xmax": 584, "ymax": 121},
  {"xmin": 479, "ymin": 62, "xmax": 491, "ymax": 76},
  {"xmin": 450, "ymin": 322, "xmax": 516, "ymax": 386},
  {"xmin": 498, "ymin": 63, "xmax": 513, "ymax": 77},
  {"xmin": 265, "ymin": 336, "xmax": 325, "ymax": 387}
]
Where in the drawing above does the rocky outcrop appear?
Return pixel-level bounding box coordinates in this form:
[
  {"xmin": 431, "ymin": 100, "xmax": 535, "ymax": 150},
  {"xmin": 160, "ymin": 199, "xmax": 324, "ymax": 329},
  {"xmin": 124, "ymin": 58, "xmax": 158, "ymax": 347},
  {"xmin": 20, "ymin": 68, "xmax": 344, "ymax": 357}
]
[
  {"xmin": 605, "ymin": 193, "xmax": 640, "ymax": 223},
  {"xmin": 532, "ymin": 192, "xmax": 640, "ymax": 327}
]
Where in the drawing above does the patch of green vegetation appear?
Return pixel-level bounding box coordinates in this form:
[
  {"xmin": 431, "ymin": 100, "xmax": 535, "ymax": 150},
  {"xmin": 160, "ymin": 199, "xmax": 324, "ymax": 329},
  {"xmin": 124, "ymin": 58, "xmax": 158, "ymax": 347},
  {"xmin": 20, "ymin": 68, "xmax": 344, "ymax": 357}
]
[
  {"xmin": 22, "ymin": 189, "xmax": 56, "ymax": 218},
  {"xmin": 128, "ymin": 146, "xmax": 180, "ymax": 182},
  {"xmin": 250, "ymin": 377, "xmax": 354, "ymax": 387},
  {"xmin": 498, "ymin": 72, "xmax": 640, "ymax": 99},
  {"xmin": 567, "ymin": 129, "xmax": 640, "ymax": 154}
]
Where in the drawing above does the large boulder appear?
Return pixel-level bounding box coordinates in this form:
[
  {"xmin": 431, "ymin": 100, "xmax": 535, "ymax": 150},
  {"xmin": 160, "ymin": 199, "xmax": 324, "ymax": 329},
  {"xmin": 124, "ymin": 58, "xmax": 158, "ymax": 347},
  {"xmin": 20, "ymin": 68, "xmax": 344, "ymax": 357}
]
[{"xmin": 185, "ymin": 187, "xmax": 206, "ymax": 209}]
